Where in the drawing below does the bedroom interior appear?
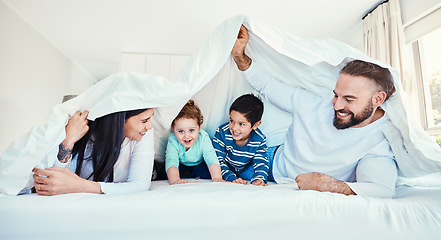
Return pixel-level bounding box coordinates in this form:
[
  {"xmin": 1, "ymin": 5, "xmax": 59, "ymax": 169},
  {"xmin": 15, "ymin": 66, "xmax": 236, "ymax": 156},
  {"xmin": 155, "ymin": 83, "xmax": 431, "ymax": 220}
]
[{"xmin": 1, "ymin": 0, "xmax": 441, "ymax": 239}]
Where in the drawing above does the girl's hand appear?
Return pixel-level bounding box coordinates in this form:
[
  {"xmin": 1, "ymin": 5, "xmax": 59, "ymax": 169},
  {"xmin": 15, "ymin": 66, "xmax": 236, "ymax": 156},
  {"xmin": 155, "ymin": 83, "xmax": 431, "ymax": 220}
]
[
  {"xmin": 171, "ymin": 179, "xmax": 188, "ymax": 185},
  {"xmin": 32, "ymin": 167, "xmax": 101, "ymax": 195},
  {"xmin": 251, "ymin": 179, "xmax": 268, "ymax": 186},
  {"xmin": 232, "ymin": 178, "xmax": 248, "ymax": 185},
  {"xmin": 212, "ymin": 177, "xmax": 226, "ymax": 183}
]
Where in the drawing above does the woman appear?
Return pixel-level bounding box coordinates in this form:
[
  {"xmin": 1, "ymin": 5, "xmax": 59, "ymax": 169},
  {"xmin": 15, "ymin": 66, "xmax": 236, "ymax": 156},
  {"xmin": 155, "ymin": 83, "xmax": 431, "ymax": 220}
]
[{"xmin": 32, "ymin": 108, "xmax": 155, "ymax": 195}]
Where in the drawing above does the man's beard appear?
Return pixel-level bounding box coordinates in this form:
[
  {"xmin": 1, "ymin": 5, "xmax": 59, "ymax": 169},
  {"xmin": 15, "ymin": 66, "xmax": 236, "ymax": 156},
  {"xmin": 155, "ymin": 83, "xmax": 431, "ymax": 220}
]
[{"xmin": 333, "ymin": 101, "xmax": 374, "ymax": 130}]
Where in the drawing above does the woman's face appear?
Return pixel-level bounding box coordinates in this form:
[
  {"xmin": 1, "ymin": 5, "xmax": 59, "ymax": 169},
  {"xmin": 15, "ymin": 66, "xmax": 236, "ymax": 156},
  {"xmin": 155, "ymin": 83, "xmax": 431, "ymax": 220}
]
[{"xmin": 124, "ymin": 109, "xmax": 154, "ymax": 141}]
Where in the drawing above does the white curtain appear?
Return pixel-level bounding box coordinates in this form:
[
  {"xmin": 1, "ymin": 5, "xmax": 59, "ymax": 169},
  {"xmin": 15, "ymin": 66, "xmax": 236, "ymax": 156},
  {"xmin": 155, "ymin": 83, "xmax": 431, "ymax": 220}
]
[
  {"xmin": 363, "ymin": 0, "xmax": 422, "ymax": 124},
  {"xmin": 363, "ymin": 0, "xmax": 407, "ymax": 86}
]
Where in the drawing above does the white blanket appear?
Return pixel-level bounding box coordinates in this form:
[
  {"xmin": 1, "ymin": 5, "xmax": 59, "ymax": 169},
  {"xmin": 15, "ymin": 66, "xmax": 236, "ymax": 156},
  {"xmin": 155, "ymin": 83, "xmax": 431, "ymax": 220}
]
[
  {"xmin": 0, "ymin": 180, "xmax": 440, "ymax": 240},
  {"xmin": 1, "ymin": 15, "xmax": 440, "ymax": 196}
]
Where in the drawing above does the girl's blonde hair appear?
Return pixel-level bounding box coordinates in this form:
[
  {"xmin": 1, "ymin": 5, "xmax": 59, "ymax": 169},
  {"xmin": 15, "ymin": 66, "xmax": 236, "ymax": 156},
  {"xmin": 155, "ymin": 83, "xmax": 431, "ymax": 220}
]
[{"xmin": 171, "ymin": 100, "xmax": 203, "ymax": 127}]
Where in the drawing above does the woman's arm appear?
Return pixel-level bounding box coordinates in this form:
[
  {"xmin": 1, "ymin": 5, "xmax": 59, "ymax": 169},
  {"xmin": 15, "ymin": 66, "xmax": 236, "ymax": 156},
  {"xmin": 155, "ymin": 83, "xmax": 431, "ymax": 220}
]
[{"xmin": 33, "ymin": 167, "xmax": 102, "ymax": 195}]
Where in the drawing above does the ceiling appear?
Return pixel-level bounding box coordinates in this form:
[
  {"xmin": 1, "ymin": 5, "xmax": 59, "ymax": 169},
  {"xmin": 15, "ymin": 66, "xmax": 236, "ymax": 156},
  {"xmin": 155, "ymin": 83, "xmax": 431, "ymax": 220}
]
[{"xmin": 3, "ymin": 0, "xmax": 383, "ymax": 80}]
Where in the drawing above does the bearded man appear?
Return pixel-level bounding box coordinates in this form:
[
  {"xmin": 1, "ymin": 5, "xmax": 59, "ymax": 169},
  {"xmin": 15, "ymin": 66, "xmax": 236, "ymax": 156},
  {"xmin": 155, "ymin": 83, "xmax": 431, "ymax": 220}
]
[{"xmin": 232, "ymin": 25, "xmax": 397, "ymax": 198}]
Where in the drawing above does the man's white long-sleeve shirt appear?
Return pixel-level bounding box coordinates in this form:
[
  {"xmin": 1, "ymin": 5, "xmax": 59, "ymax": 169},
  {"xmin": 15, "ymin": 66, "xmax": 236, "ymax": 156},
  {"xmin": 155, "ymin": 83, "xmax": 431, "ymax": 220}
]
[{"xmin": 242, "ymin": 62, "xmax": 397, "ymax": 198}]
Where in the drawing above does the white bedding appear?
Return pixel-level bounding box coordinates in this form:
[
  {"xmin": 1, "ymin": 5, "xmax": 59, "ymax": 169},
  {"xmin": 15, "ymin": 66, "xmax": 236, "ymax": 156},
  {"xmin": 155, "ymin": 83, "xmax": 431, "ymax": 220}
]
[
  {"xmin": 0, "ymin": 180, "xmax": 440, "ymax": 240},
  {"xmin": 1, "ymin": 15, "xmax": 440, "ymax": 196},
  {"xmin": 1, "ymin": 14, "xmax": 441, "ymax": 239}
]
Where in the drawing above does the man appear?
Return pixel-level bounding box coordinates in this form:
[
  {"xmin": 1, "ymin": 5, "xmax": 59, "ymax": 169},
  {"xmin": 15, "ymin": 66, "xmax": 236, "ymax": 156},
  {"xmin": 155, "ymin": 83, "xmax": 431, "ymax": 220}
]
[{"xmin": 232, "ymin": 25, "xmax": 397, "ymax": 198}]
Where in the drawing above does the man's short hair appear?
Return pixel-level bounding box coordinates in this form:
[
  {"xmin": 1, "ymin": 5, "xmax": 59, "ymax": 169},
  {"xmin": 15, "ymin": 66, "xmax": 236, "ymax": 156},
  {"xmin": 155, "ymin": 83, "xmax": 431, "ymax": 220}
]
[
  {"xmin": 340, "ymin": 60, "xmax": 396, "ymax": 101},
  {"xmin": 229, "ymin": 94, "xmax": 264, "ymax": 126}
]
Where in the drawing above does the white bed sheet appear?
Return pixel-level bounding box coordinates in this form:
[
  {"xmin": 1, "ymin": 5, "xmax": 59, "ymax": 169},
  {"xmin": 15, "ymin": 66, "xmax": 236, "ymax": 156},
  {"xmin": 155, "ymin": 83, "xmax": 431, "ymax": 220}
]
[{"xmin": 0, "ymin": 180, "xmax": 440, "ymax": 240}]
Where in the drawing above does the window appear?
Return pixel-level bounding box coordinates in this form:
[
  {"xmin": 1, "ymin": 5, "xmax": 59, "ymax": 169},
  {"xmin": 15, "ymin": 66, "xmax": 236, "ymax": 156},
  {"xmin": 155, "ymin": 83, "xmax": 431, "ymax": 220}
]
[{"xmin": 407, "ymin": 27, "xmax": 441, "ymax": 147}]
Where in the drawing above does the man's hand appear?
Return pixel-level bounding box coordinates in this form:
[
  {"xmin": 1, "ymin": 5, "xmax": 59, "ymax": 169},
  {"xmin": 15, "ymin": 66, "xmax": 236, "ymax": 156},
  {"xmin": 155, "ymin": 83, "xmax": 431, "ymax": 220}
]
[
  {"xmin": 232, "ymin": 25, "xmax": 252, "ymax": 71},
  {"xmin": 232, "ymin": 178, "xmax": 248, "ymax": 185},
  {"xmin": 295, "ymin": 172, "xmax": 355, "ymax": 195},
  {"xmin": 251, "ymin": 179, "xmax": 268, "ymax": 186}
]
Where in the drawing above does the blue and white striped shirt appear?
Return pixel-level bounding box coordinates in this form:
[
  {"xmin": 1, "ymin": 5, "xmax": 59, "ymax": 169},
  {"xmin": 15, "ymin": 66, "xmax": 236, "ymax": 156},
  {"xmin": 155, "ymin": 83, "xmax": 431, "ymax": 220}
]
[{"xmin": 212, "ymin": 122, "xmax": 269, "ymax": 183}]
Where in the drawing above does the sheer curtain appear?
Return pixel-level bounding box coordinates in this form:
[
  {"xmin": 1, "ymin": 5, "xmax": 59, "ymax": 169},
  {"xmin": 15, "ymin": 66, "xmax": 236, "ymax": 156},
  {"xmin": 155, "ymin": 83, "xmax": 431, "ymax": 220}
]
[
  {"xmin": 363, "ymin": 0, "xmax": 407, "ymax": 87},
  {"xmin": 362, "ymin": 0, "xmax": 421, "ymax": 122}
]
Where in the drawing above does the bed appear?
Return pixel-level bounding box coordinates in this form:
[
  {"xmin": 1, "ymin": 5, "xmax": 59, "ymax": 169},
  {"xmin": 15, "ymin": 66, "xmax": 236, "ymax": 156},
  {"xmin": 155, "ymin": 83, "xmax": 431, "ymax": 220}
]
[
  {"xmin": 1, "ymin": 15, "xmax": 441, "ymax": 239},
  {"xmin": 1, "ymin": 180, "xmax": 440, "ymax": 239}
]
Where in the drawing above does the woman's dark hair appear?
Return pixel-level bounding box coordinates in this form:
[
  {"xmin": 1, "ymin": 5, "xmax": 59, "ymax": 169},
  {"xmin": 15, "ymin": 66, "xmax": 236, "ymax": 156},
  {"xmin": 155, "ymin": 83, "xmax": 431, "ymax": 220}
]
[
  {"xmin": 229, "ymin": 94, "xmax": 264, "ymax": 126},
  {"xmin": 72, "ymin": 108, "xmax": 148, "ymax": 182}
]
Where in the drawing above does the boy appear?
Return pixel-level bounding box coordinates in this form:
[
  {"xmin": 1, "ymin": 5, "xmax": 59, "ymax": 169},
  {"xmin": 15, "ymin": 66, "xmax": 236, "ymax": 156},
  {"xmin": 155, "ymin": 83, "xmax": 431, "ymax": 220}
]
[{"xmin": 212, "ymin": 94, "xmax": 271, "ymax": 186}]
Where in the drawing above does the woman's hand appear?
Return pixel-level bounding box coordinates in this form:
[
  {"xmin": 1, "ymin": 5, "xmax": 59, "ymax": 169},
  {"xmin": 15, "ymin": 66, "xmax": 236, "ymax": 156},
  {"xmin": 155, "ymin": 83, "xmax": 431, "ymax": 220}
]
[
  {"xmin": 58, "ymin": 110, "xmax": 89, "ymax": 163},
  {"xmin": 33, "ymin": 167, "xmax": 102, "ymax": 195},
  {"xmin": 63, "ymin": 110, "xmax": 89, "ymax": 148}
]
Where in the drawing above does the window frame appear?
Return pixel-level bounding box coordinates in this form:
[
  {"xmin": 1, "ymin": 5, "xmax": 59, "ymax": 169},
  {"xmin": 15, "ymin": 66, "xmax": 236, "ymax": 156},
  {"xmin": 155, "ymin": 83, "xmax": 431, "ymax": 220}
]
[{"xmin": 411, "ymin": 40, "xmax": 441, "ymax": 136}]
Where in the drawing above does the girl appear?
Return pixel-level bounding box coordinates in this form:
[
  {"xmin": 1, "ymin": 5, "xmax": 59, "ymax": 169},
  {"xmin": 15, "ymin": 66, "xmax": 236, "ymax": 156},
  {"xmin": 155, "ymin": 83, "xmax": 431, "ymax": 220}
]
[
  {"xmin": 32, "ymin": 108, "xmax": 155, "ymax": 195},
  {"xmin": 165, "ymin": 100, "xmax": 223, "ymax": 184}
]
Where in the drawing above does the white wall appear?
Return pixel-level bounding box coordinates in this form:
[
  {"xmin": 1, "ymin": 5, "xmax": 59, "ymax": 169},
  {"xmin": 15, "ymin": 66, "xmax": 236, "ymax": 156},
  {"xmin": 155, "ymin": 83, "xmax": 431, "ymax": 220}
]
[
  {"xmin": 0, "ymin": 1, "xmax": 95, "ymax": 153},
  {"xmin": 400, "ymin": 0, "xmax": 441, "ymax": 26}
]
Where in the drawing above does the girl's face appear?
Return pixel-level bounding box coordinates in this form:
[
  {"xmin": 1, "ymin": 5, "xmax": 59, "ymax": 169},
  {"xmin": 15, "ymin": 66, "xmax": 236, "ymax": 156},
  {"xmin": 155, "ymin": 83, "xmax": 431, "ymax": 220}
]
[
  {"xmin": 172, "ymin": 118, "xmax": 200, "ymax": 150},
  {"xmin": 124, "ymin": 109, "xmax": 154, "ymax": 141}
]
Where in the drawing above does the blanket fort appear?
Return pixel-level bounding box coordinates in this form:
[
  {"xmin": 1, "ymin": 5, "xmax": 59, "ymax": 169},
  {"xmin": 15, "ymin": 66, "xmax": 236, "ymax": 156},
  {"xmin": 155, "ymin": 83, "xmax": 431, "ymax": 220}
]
[{"xmin": 0, "ymin": 15, "xmax": 440, "ymax": 196}]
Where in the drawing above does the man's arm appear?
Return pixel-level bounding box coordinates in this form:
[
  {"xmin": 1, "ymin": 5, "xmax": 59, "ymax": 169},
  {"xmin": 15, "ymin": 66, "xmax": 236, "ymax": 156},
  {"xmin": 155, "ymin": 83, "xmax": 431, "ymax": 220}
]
[
  {"xmin": 347, "ymin": 155, "xmax": 397, "ymax": 198},
  {"xmin": 232, "ymin": 25, "xmax": 252, "ymax": 71},
  {"xmin": 295, "ymin": 155, "xmax": 397, "ymax": 197},
  {"xmin": 295, "ymin": 172, "xmax": 355, "ymax": 195}
]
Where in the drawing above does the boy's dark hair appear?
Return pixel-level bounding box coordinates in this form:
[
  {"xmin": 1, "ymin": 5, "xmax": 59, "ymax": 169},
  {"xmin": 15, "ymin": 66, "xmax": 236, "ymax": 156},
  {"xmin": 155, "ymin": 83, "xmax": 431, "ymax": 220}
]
[
  {"xmin": 340, "ymin": 60, "xmax": 396, "ymax": 101},
  {"xmin": 229, "ymin": 94, "xmax": 264, "ymax": 126}
]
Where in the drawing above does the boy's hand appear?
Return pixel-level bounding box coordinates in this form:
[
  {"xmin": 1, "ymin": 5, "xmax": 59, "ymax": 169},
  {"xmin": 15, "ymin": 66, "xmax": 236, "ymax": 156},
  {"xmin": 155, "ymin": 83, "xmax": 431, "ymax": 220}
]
[
  {"xmin": 251, "ymin": 179, "xmax": 268, "ymax": 186},
  {"xmin": 232, "ymin": 178, "xmax": 248, "ymax": 185},
  {"xmin": 171, "ymin": 179, "xmax": 188, "ymax": 185}
]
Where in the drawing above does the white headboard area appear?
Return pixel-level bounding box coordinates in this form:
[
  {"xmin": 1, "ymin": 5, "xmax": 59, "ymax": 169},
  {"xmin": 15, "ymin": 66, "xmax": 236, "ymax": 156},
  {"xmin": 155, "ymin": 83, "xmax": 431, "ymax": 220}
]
[{"xmin": 120, "ymin": 52, "xmax": 191, "ymax": 82}]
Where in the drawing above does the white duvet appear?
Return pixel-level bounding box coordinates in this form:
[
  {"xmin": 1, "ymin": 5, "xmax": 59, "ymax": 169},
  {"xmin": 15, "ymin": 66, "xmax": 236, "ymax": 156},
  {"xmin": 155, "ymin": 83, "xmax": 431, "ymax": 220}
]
[
  {"xmin": 0, "ymin": 15, "xmax": 440, "ymax": 196},
  {"xmin": 0, "ymin": 180, "xmax": 440, "ymax": 240}
]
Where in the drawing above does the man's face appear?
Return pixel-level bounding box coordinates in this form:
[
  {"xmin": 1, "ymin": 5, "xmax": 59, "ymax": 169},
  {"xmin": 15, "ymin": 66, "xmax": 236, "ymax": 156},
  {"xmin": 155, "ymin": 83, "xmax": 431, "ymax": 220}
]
[{"xmin": 332, "ymin": 73, "xmax": 377, "ymax": 129}]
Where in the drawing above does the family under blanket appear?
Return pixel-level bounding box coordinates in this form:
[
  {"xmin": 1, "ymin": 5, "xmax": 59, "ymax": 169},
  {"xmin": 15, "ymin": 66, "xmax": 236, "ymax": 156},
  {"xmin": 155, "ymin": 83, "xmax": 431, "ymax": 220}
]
[{"xmin": 31, "ymin": 25, "xmax": 397, "ymax": 198}]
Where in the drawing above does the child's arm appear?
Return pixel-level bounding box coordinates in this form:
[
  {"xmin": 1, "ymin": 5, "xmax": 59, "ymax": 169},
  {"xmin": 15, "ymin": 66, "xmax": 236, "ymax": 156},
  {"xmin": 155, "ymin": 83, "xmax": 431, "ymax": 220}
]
[
  {"xmin": 165, "ymin": 134, "xmax": 187, "ymax": 185},
  {"xmin": 212, "ymin": 128, "xmax": 238, "ymax": 182},
  {"xmin": 250, "ymin": 140, "xmax": 270, "ymax": 185},
  {"xmin": 200, "ymin": 130, "xmax": 224, "ymax": 182},
  {"xmin": 208, "ymin": 164, "xmax": 224, "ymax": 182},
  {"xmin": 166, "ymin": 167, "xmax": 188, "ymax": 184}
]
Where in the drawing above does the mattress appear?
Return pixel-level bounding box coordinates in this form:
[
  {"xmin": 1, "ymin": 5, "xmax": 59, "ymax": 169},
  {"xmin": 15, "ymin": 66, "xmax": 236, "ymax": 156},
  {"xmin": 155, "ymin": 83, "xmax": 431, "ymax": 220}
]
[{"xmin": 1, "ymin": 180, "xmax": 440, "ymax": 240}]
